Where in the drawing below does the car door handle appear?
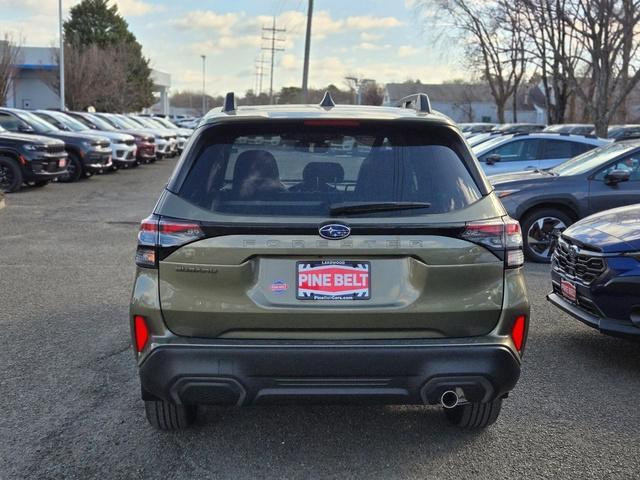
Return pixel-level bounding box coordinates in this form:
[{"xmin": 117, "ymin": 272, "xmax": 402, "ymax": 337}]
[{"xmin": 525, "ymin": 166, "xmax": 536, "ymax": 170}]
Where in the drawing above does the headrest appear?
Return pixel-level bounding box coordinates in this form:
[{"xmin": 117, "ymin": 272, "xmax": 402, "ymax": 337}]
[{"xmin": 302, "ymin": 162, "xmax": 344, "ymax": 184}]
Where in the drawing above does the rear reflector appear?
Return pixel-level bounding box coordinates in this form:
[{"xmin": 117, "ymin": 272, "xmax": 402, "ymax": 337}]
[
  {"xmin": 134, "ymin": 315, "xmax": 149, "ymax": 352},
  {"xmin": 511, "ymin": 315, "xmax": 526, "ymax": 352}
]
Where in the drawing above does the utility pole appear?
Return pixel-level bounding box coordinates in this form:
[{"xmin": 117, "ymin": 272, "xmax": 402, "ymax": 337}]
[
  {"xmin": 201, "ymin": 55, "xmax": 206, "ymax": 115},
  {"xmin": 255, "ymin": 53, "xmax": 268, "ymax": 96},
  {"xmin": 301, "ymin": 0, "xmax": 314, "ymax": 103},
  {"xmin": 58, "ymin": 0, "xmax": 65, "ymax": 110},
  {"xmin": 262, "ymin": 17, "xmax": 285, "ymax": 104}
]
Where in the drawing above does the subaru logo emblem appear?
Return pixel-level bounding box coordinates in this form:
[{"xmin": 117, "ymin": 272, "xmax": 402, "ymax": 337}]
[{"xmin": 319, "ymin": 224, "xmax": 351, "ymax": 240}]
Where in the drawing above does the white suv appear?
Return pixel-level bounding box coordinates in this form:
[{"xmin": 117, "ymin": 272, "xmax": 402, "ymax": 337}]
[{"xmin": 473, "ymin": 133, "xmax": 609, "ymax": 176}]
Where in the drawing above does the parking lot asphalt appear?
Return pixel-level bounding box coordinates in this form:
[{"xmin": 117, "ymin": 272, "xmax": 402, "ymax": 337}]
[{"xmin": 1, "ymin": 160, "xmax": 639, "ymax": 480}]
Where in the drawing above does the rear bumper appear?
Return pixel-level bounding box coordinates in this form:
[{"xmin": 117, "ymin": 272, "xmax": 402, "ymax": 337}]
[
  {"xmin": 547, "ymin": 292, "xmax": 640, "ymax": 337},
  {"xmin": 138, "ymin": 341, "xmax": 521, "ymax": 406}
]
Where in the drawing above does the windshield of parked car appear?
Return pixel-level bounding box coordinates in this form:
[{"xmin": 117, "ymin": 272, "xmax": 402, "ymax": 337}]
[
  {"xmin": 84, "ymin": 114, "xmax": 116, "ymax": 131},
  {"xmin": 175, "ymin": 122, "xmax": 483, "ymax": 218},
  {"xmin": 132, "ymin": 116, "xmax": 161, "ymax": 129},
  {"xmin": 49, "ymin": 112, "xmax": 89, "ymax": 132},
  {"xmin": 15, "ymin": 111, "xmax": 58, "ymax": 134},
  {"xmin": 114, "ymin": 115, "xmax": 144, "ymax": 130},
  {"xmin": 550, "ymin": 142, "xmax": 639, "ymax": 176},
  {"xmin": 154, "ymin": 117, "xmax": 178, "ymax": 129},
  {"xmin": 144, "ymin": 117, "xmax": 168, "ymax": 129},
  {"xmin": 126, "ymin": 116, "xmax": 147, "ymax": 128},
  {"xmin": 101, "ymin": 114, "xmax": 132, "ymax": 130}
]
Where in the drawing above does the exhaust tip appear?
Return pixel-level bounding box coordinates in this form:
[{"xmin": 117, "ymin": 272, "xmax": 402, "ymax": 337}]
[{"xmin": 440, "ymin": 390, "xmax": 459, "ymax": 409}]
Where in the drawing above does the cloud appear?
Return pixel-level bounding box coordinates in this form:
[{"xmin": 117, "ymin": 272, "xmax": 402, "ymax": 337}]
[
  {"xmin": 171, "ymin": 11, "xmax": 242, "ymax": 35},
  {"xmin": 356, "ymin": 42, "xmax": 392, "ymax": 51},
  {"xmin": 360, "ymin": 32, "xmax": 382, "ymax": 41},
  {"xmin": 344, "ymin": 15, "xmax": 404, "ymax": 30},
  {"xmin": 398, "ymin": 45, "xmax": 420, "ymax": 57},
  {"xmin": 113, "ymin": 0, "xmax": 158, "ymax": 17}
]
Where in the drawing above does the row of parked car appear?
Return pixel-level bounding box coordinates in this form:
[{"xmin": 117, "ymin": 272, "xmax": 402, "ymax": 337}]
[{"xmin": 0, "ymin": 108, "xmax": 193, "ymax": 193}]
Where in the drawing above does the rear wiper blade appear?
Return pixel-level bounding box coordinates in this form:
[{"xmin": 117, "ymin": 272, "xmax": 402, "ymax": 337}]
[{"xmin": 329, "ymin": 202, "xmax": 431, "ymax": 216}]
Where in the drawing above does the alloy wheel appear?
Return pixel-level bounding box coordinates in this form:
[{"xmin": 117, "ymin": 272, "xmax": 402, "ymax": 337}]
[
  {"xmin": 526, "ymin": 216, "xmax": 567, "ymax": 260},
  {"xmin": 0, "ymin": 164, "xmax": 14, "ymax": 191}
]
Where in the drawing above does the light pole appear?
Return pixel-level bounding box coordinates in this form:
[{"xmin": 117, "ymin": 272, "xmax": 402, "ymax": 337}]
[
  {"xmin": 201, "ymin": 55, "xmax": 206, "ymax": 115},
  {"xmin": 58, "ymin": 0, "xmax": 65, "ymax": 110}
]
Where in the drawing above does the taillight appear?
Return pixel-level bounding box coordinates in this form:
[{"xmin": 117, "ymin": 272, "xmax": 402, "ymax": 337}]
[
  {"xmin": 511, "ymin": 315, "xmax": 527, "ymax": 353},
  {"xmin": 134, "ymin": 315, "xmax": 149, "ymax": 352},
  {"xmin": 461, "ymin": 217, "xmax": 524, "ymax": 268},
  {"xmin": 135, "ymin": 214, "xmax": 204, "ymax": 268}
]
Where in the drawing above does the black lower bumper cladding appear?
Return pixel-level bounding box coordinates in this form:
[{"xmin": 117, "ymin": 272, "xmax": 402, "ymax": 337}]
[
  {"xmin": 548, "ymin": 292, "xmax": 640, "ymax": 337},
  {"xmin": 139, "ymin": 342, "xmax": 521, "ymax": 407}
]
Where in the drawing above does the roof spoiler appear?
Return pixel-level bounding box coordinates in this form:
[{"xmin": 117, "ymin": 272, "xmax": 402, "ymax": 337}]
[
  {"xmin": 396, "ymin": 93, "xmax": 431, "ymax": 114},
  {"xmin": 222, "ymin": 92, "xmax": 237, "ymax": 113}
]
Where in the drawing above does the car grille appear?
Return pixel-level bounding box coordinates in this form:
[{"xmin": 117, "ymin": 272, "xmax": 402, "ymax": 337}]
[
  {"xmin": 553, "ymin": 239, "xmax": 607, "ymax": 285},
  {"xmin": 45, "ymin": 144, "xmax": 65, "ymax": 154}
]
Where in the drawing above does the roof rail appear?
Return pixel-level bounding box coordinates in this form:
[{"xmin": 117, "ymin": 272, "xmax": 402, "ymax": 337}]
[
  {"xmin": 222, "ymin": 92, "xmax": 237, "ymax": 113},
  {"xmin": 396, "ymin": 93, "xmax": 431, "ymax": 114},
  {"xmin": 319, "ymin": 90, "xmax": 336, "ymax": 108}
]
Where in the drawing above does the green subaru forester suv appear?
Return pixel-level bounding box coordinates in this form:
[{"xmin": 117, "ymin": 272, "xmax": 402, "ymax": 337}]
[{"xmin": 130, "ymin": 93, "xmax": 530, "ymax": 430}]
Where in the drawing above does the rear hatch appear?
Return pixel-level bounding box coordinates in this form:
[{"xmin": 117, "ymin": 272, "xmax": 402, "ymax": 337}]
[{"xmin": 142, "ymin": 119, "xmax": 518, "ymax": 340}]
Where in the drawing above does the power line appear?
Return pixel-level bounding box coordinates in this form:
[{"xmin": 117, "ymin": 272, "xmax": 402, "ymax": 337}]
[{"xmin": 262, "ymin": 16, "xmax": 286, "ymax": 104}]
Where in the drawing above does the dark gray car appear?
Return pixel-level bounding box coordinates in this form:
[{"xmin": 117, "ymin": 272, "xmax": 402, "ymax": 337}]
[{"xmin": 492, "ymin": 141, "xmax": 640, "ymax": 262}]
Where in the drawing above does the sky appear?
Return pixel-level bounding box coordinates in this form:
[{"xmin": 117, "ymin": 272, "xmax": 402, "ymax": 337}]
[{"xmin": 0, "ymin": 0, "xmax": 466, "ymax": 96}]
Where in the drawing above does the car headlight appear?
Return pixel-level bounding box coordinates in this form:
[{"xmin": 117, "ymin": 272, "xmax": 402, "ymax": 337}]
[
  {"xmin": 23, "ymin": 144, "xmax": 42, "ymax": 151},
  {"xmin": 496, "ymin": 189, "xmax": 520, "ymax": 198}
]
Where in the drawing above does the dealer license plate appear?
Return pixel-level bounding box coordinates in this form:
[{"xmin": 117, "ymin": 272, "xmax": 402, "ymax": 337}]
[
  {"xmin": 561, "ymin": 279, "xmax": 577, "ymax": 303},
  {"xmin": 296, "ymin": 261, "xmax": 370, "ymax": 300}
]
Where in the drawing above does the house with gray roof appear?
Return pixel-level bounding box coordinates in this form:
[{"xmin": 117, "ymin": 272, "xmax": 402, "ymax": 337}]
[{"xmin": 382, "ymin": 81, "xmax": 543, "ymax": 124}]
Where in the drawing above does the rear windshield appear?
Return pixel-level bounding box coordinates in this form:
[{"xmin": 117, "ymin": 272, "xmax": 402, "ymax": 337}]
[{"xmin": 174, "ymin": 121, "xmax": 482, "ymax": 217}]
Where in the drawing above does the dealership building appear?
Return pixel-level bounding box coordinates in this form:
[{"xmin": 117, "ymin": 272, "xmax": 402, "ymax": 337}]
[{"xmin": 5, "ymin": 45, "xmax": 171, "ymax": 114}]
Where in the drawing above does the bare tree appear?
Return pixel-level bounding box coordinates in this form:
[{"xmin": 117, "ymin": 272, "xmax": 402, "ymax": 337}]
[
  {"xmin": 421, "ymin": 0, "xmax": 528, "ymax": 123},
  {"xmin": 561, "ymin": 0, "xmax": 640, "ymax": 136},
  {"xmin": 45, "ymin": 43, "xmax": 137, "ymax": 112},
  {"xmin": 0, "ymin": 34, "xmax": 21, "ymax": 106},
  {"xmin": 520, "ymin": 0, "xmax": 581, "ymax": 124}
]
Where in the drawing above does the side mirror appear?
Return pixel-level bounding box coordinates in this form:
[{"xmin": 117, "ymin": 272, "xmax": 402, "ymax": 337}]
[
  {"xmin": 18, "ymin": 124, "xmax": 34, "ymax": 133},
  {"xmin": 486, "ymin": 154, "xmax": 501, "ymax": 165},
  {"xmin": 605, "ymin": 169, "xmax": 631, "ymax": 186}
]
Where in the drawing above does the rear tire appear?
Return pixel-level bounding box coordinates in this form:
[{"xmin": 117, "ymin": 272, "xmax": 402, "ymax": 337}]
[
  {"xmin": 144, "ymin": 400, "xmax": 197, "ymax": 430},
  {"xmin": 0, "ymin": 156, "xmax": 23, "ymax": 193},
  {"xmin": 520, "ymin": 208, "xmax": 572, "ymax": 263},
  {"xmin": 444, "ymin": 398, "xmax": 503, "ymax": 429}
]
